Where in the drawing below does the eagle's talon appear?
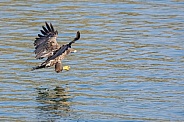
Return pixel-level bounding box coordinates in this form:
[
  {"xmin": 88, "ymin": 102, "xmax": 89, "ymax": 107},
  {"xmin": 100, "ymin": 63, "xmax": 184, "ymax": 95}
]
[{"xmin": 63, "ymin": 66, "xmax": 70, "ymax": 71}]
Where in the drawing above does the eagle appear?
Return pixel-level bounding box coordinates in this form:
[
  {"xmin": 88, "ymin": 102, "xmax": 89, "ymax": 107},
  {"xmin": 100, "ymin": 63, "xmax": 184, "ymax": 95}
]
[{"xmin": 32, "ymin": 22, "xmax": 80, "ymax": 73}]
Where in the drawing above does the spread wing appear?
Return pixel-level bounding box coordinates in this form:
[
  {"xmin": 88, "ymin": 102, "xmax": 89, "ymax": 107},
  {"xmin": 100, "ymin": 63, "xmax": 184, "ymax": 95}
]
[
  {"xmin": 44, "ymin": 31, "xmax": 80, "ymax": 64},
  {"xmin": 34, "ymin": 22, "xmax": 60, "ymax": 59}
]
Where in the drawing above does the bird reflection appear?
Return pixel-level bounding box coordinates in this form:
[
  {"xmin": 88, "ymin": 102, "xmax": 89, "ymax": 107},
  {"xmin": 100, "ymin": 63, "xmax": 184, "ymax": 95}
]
[{"xmin": 35, "ymin": 86, "xmax": 72, "ymax": 121}]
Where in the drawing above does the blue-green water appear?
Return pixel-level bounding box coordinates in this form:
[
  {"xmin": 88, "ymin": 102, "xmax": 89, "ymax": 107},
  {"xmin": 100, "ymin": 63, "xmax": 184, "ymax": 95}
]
[{"xmin": 0, "ymin": 0, "xmax": 184, "ymax": 121}]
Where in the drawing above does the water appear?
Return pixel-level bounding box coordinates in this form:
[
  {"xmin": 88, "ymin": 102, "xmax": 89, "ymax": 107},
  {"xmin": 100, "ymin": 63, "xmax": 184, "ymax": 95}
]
[{"xmin": 0, "ymin": 0, "xmax": 184, "ymax": 121}]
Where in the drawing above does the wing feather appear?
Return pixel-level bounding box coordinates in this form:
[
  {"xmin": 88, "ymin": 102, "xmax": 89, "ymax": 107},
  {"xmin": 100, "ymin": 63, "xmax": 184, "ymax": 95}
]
[
  {"xmin": 38, "ymin": 34, "xmax": 44, "ymax": 37},
  {"xmin": 50, "ymin": 23, "xmax": 54, "ymax": 32},
  {"xmin": 42, "ymin": 26, "xmax": 49, "ymax": 33},
  {"xmin": 40, "ymin": 30, "xmax": 47, "ymax": 35},
  {"xmin": 34, "ymin": 22, "xmax": 60, "ymax": 59},
  {"xmin": 45, "ymin": 22, "xmax": 51, "ymax": 32}
]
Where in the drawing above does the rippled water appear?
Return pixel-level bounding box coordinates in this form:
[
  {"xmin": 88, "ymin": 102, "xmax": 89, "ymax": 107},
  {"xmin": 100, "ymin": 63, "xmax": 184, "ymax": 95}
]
[{"xmin": 0, "ymin": 0, "xmax": 184, "ymax": 121}]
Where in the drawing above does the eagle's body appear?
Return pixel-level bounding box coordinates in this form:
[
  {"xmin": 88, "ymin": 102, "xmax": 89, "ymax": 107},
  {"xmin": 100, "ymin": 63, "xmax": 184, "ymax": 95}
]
[{"xmin": 32, "ymin": 22, "xmax": 80, "ymax": 73}]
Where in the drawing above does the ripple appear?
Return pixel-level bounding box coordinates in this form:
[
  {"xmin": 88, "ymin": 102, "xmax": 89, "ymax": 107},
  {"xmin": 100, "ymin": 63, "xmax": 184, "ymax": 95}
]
[{"xmin": 0, "ymin": 0, "xmax": 184, "ymax": 121}]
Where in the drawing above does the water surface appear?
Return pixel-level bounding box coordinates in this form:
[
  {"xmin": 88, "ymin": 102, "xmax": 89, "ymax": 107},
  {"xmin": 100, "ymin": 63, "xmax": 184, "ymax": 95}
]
[{"xmin": 0, "ymin": 0, "xmax": 184, "ymax": 121}]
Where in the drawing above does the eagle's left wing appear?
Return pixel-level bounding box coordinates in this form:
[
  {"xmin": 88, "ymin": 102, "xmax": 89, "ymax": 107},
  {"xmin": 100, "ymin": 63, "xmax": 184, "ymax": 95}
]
[{"xmin": 34, "ymin": 22, "xmax": 60, "ymax": 59}]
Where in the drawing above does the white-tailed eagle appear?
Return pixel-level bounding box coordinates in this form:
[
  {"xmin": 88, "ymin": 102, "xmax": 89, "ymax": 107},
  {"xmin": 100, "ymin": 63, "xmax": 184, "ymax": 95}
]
[{"xmin": 32, "ymin": 22, "xmax": 80, "ymax": 73}]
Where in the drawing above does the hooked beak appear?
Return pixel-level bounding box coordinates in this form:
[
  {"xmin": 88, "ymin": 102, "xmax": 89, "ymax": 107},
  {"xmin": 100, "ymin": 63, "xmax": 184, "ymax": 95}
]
[{"xmin": 71, "ymin": 49, "xmax": 77, "ymax": 53}]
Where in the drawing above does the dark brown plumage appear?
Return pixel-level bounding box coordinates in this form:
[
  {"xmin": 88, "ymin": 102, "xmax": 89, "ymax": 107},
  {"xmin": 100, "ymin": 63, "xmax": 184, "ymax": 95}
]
[{"xmin": 32, "ymin": 22, "xmax": 80, "ymax": 73}]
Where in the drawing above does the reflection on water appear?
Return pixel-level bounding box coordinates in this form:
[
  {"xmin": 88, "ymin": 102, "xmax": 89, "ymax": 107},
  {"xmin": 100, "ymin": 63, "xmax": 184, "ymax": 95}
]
[
  {"xmin": 36, "ymin": 86, "xmax": 71, "ymax": 121},
  {"xmin": 0, "ymin": 0, "xmax": 184, "ymax": 122}
]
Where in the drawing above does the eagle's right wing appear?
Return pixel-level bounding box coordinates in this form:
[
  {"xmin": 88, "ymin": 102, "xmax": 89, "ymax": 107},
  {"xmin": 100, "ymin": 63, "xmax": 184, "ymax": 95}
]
[
  {"xmin": 44, "ymin": 31, "xmax": 80, "ymax": 63},
  {"xmin": 34, "ymin": 22, "xmax": 60, "ymax": 59}
]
